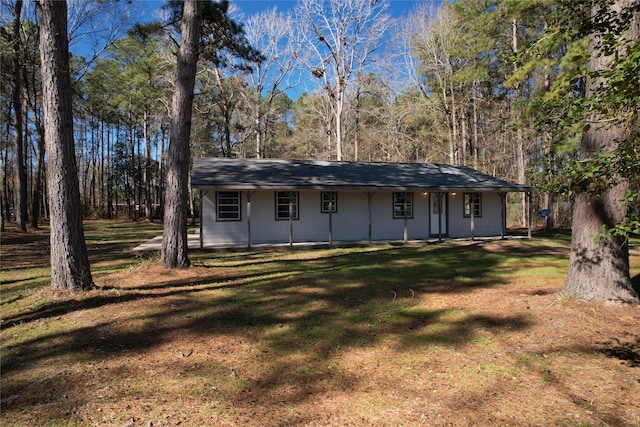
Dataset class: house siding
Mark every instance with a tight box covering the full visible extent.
[448,192,503,238]
[200,190,495,246]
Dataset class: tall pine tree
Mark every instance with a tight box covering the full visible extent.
[37,0,94,291]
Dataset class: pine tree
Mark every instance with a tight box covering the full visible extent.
[37,0,94,291]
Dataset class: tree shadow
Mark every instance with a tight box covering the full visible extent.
[519,340,640,427]
[632,273,640,295]
[1,242,545,423]
[594,336,640,368]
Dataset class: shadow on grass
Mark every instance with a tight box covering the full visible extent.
[1,240,551,423]
[1,244,512,326]
[632,273,640,295]
[2,243,531,363]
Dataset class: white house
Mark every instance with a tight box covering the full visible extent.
[191,158,534,247]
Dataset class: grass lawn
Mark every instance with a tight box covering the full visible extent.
[1,220,639,426]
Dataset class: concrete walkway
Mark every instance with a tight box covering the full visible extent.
[133,233,528,251]
[132,234,337,251]
[132,234,202,251]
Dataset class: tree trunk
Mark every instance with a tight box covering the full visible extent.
[450,80,457,164]
[460,83,468,167]
[354,80,362,162]
[511,18,528,227]
[254,92,262,159]
[143,109,153,222]
[161,0,202,269]
[128,121,136,220]
[563,0,638,303]
[2,146,10,222]
[472,79,479,170]
[565,179,636,303]
[37,0,94,291]
[12,0,28,232]
[0,188,4,232]
[107,122,113,219]
[335,89,344,161]
[30,122,45,228]
[158,121,166,218]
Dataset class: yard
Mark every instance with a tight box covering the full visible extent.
[1,220,639,426]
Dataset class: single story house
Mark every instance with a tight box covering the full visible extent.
[191,158,534,248]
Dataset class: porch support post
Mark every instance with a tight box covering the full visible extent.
[199,190,204,249]
[289,191,294,246]
[366,192,375,243]
[499,192,506,239]
[527,191,532,238]
[437,192,444,242]
[328,200,333,245]
[403,193,408,243]
[470,193,475,241]
[246,191,255,248]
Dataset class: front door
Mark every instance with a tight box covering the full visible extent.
[430,193,448,237]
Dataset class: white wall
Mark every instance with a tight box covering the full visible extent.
[201,190,502,246]
[448,192,503,238]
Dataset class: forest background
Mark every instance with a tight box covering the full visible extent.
[0,0,636,230]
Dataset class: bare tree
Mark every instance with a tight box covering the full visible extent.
[295,0,390,161]
[243,7,300,159]
[401,4,459,164]
[67,0,134,79]
[37,0,93,291]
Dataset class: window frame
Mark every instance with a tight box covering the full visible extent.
[321,191,338,213]
[216,191,241,221]
[463,192,482,218]
[392,192,414,219]
[275,191,299,220]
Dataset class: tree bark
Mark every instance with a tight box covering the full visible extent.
[511,18,528,227]
[12,0,28,232]
[565,185,635,302]
[143,109,153,222]
[161,0,202,268]
[472,79,479,170]
[563,0,638,303]
[37,0,94,291]
[30,121,45,228]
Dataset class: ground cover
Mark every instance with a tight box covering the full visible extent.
[1,221,639,426]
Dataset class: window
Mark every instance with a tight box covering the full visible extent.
[393,192,413,219]
[432,194,443,214]
[216,191,241,221]
[276,191,299,220]
[321,191,337,213]
[463,192,482,218]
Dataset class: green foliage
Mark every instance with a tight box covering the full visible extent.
[534,133,640,239]
[542,141,636,196]
[522,0,639,244]
[164,0,263,70]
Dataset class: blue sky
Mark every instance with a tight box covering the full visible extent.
[229,0,437,17]
[70,0,441,65]
[130,0,439,23]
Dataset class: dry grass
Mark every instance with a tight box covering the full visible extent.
[1,221,639,426]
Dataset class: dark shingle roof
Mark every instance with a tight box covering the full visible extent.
[191,158,533,192]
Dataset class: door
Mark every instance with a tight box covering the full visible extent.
[430,193,448,237]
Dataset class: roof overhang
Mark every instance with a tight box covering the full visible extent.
[191,158,534,193]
